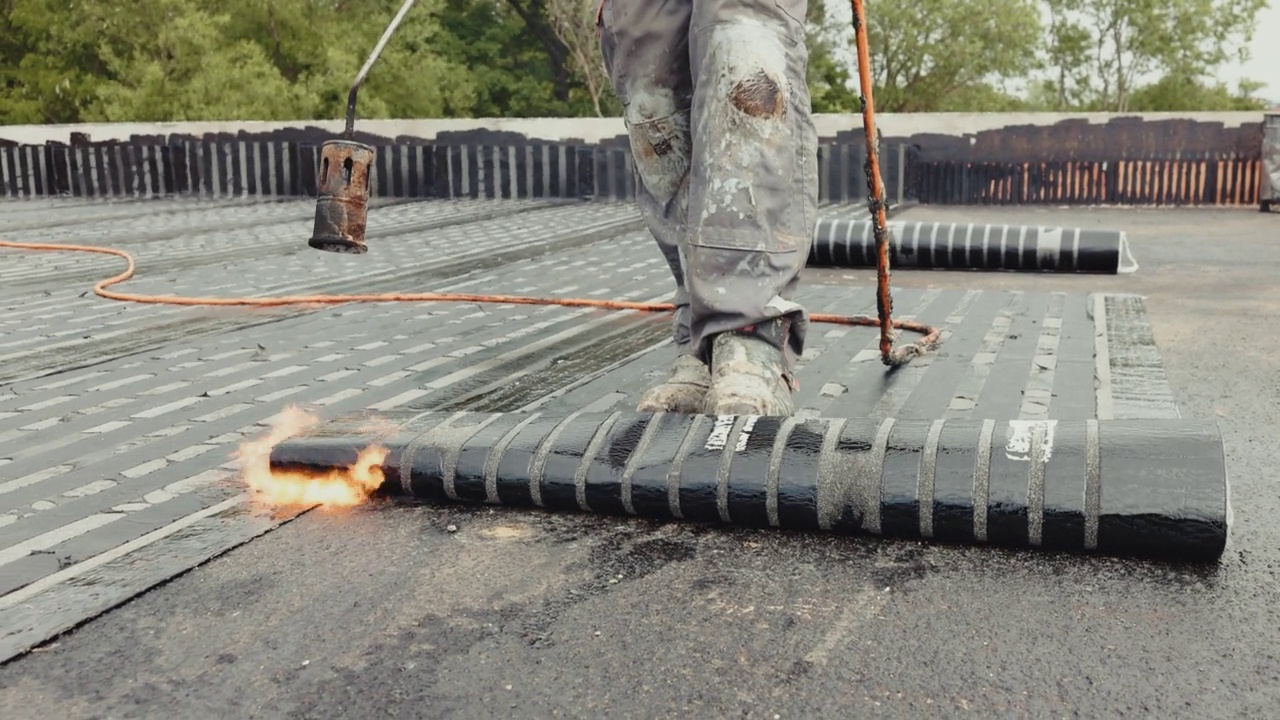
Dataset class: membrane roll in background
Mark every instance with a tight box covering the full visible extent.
[270,411,1229,562]
[809,218,1140,274]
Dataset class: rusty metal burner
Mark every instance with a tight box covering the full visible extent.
[309,140,376,253]
[308,0,419,254]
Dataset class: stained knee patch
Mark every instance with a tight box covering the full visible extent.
[686,19,814,254]
[626,103,692,204]
[730,71,785,119]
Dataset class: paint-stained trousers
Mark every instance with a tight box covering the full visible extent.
[598,0,817,371]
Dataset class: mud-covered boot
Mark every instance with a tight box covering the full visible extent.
[636,354,711,414]
[702,329,796,417]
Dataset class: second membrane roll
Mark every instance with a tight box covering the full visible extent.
[809,218,1138,274]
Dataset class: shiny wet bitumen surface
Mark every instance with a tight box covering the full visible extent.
[270,411,1229,562]
[0,199,1276,717]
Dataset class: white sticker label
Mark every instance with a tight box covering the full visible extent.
[1005,420,1057,462]
[704,415,761,452]
[704,415,736,451]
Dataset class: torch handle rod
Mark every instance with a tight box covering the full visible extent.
[345,0,420,137]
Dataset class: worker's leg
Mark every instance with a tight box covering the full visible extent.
[599,0,710,413]
[687,0,817,416]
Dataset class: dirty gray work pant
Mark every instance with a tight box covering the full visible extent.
[598,0,817,370]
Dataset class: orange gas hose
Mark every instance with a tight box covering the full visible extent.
[0,238,940,354]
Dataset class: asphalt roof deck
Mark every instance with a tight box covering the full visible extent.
[0,199,1275,717]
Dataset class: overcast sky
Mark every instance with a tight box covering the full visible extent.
[1224,2,1279,104]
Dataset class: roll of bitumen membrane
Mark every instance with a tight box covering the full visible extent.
[809,218,1139,274]
[270,411,1228,562]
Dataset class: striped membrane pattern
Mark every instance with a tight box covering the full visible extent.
[0,199,644,385]
[543,287,1141,424]
[0,219,675,649]
[0,139,909,205]
[809,218,1133,274]
[271,410,1229,561]
[0,196,1210,659]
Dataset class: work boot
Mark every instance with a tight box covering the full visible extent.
[702,326,796,417]
[636,354,711,414]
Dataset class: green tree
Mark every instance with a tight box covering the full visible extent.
[870,0,1043,111]
[329,0,479,119]
[804,3,861,113]
[202,0,478,121]
[1127,74,1269,111]
[3,0,119,123]
[804,0,1043,113]
[433,0,581,117]
[1042,0,1268,111]
[499,0,580,108]
[1,0,486,123]
[88,2,314,122]
[546,0,619,116]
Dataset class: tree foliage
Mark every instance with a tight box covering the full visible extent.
[1125,74,1269,112]
[862,0,1044,112]
[1041,0,1269,111]
[546,0,618,116]
[0,0,1271,124]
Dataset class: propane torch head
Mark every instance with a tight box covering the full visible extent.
[308,139,376,254]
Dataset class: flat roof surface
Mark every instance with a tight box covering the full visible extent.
[0,198,1275,716]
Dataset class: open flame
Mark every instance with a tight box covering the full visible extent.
[237,405,387,508]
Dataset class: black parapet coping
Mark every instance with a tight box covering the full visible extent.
[808,218,1128,274]
[1,136,901,203]
[269,412,1230,562]
[0,115,1264,204]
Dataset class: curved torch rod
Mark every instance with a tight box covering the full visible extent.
[345,0,421,137]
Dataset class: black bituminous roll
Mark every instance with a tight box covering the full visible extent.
[269,412,1229,561]
[809,218,1130,274]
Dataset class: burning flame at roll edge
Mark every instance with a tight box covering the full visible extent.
[236,405,388,509]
